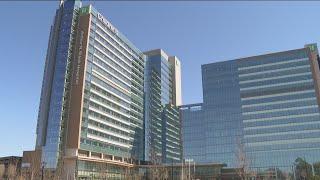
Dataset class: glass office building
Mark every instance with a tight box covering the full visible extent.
[35,0,82,169]
[240,44,320,169]
[79,4,145,161]
[30,1,183,178]
[161,104,182,164]
[180,103,206,162]
[181,60,243,167]
[33,1,145,178]
[144,49,183,164]
[181,44,320,170]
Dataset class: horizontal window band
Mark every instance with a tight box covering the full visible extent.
[238,57,308,71]
[242,97,316,108]
[242,105,318,115]
[239,72,311,85]
[239,66,311,82]
[244,121,320,130]
[240,84,315,99]
[239,65,310,78]
[243,108,319,121]
[238,60,309,75]
[240,79,313,91]
[246,137,320,147]
[244,129,320,138]
[243,113,320,124]
[246,146,320,154]
[240,75,312,90]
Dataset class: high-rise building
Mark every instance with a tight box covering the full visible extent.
[181,44,320,171]
[33,1,145,178]
[143,49,183,164]
[27,1,184,178]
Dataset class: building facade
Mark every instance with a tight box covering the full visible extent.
[32,1,145,178]
[144,49,183,164]
[27,0,184,178]
[180,103,206,162]
[240,44,320,170]
[35,0,82,169]
[181,59,243,167]
[181,44,320,171]
[137,163,236,180]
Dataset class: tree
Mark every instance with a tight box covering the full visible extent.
[51,156,67,180]
[44,169,55,180]
[180,161,188,180]
[309,161,320,180]
[7,164,17,180]
[314,162,320,176]
[0,164,5,179]
[235,138,251,180]
[294,157,312,180]
[21,151,41,180]
[148,147,167,179]
[263,167,288,180]
[275,168,287,180]
[96,162,108,180]
[310,175,320,180]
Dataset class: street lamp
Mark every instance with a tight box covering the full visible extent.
[181,159,184,180]
[171,159,174,180]
[185,158,194,180]
[193,161,195,179]
[41,161,46,180]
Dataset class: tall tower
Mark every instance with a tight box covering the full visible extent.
[143,49,182,164]
[35,0,82,169]
[169,56,182,106]
[31,1,145,178]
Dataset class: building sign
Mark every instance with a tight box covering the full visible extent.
[97,13,118,35]
[75,30,84,85]
[79,6,90,15]
[306,44,318,53]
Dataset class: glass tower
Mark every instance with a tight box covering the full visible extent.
[35,0,82,169]
[240,44,320,169]
[181,60,243,167]
[180,103,206,162]
[181,44,320,171]
[144,49,182,164]
[34,1,145,178]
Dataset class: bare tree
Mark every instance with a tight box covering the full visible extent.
[148,147,169,180]
[124,166,133,180]
[7,164,17,180]
[96,162,108,180]
[21,151,42,180]
[180,162,189,180]
[235,138,251,180]
[52,159,65,180]
[0,164,5,179]
[44,169,55,180]
[149,147,161,179]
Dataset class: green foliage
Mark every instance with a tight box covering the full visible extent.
[310,175,320,180]
[314,162,320,176]
[294,157,312,179]
[294,157,320,180]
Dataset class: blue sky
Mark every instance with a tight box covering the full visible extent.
[1,1,320,157]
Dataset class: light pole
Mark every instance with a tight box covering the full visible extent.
[312,163,315,177]
[193,161,195,179]
[171,159,174,180]
[185,158,194,180]
[181,159,184,180]
[292,164,296,180]
[41,161,46,180]
[189,160,190,180]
